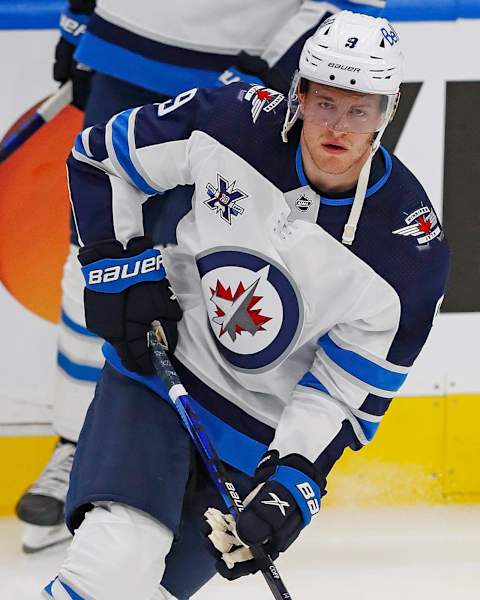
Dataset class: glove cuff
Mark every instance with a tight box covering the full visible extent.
[81,248,165,293]
[79,237,165,294]
[269,466,321,526]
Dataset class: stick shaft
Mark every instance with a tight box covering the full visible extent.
[0,82,72,164]
[148,329,293,600]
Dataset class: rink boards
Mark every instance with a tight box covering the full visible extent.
[0,10,479,514]
[1,392,479,515]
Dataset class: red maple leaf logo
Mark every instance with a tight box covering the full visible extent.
[417,216,432,234]
[210,279,272,337]
[256,89,272,101]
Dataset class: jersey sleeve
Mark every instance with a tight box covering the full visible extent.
[261,0,386,79]
[269,248,449,492]
[67,87,207,247]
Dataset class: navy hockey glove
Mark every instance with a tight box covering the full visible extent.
[204,450,322,580]
[217,52,290,94]
[54,0,95,109]
[79,236,182,375]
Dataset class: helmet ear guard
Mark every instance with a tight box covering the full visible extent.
[281,71,302,143]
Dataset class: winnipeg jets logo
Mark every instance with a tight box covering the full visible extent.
[197,249,303,372]
[205,174,247,225]
[392,204,443,245]
[244,85,285,124]
[209,267,272,342]
[261,493,290,516]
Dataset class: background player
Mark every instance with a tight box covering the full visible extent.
[44,11,449,600]
[17,0,386,553]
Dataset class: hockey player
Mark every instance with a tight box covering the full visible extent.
[17,0,386,552]
[43,10,450,599]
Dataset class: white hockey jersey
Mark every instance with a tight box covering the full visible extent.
[74,0,385,95]
[68,83,449,485]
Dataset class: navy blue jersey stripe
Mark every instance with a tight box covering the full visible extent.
[86,15,234,71]
[314,420,361,490]
[359,394,392,417]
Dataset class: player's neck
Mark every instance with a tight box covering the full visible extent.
[299,134,370,195]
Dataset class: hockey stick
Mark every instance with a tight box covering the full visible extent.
[148,322,293,600]
[0,81,73,164]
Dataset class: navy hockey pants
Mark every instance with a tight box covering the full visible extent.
[66,362,255,599]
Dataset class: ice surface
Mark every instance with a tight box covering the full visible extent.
[1,505,479,599]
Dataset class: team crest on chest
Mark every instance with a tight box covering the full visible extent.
[204,174,247,225]
[244,85,285,124]
[392,204,443,246]
[197,248,303,372]
[210,276,272,342]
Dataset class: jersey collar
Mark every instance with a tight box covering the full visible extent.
[295,144,392,206]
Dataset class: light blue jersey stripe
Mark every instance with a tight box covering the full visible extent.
[319,334,407,392]
[43,578,86,600]
[103,343,267,475]
[57,352,102,383]
[76,33,222,98]
[42,579,54,598]
[61,310,98,338]
[110,110,158,195]
[357,417,380,441]
[73,133,88,157]
[322,0,385,17]
[298,371,330,394]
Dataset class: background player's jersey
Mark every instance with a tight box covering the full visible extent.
[74,0,385,95]
[68,83,449,488]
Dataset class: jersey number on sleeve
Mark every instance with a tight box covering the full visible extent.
[157,88,198,117]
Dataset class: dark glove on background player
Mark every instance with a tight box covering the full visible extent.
[78,236,182,375]
[54,0,96,110]
[217,51,290,95]
[204,450,323,580]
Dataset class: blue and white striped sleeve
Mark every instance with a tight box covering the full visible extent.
[261,0,386,77]
[67,88,199,247]
[269,267,446,489]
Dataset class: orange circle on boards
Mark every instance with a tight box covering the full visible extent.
[0,100,83,323]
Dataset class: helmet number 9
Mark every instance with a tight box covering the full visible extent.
[345,37,359,49]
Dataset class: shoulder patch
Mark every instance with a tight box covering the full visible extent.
[392,202,444,248]
[243,85,285,124]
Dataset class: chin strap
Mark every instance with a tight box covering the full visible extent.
[341,116,390,246]
[341,152,372,245]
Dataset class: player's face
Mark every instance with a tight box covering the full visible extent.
[298,82,382,177]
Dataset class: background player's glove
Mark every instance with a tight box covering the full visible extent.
[204,450,322,580]
[54,0,96,110]
[78,236,182,375]
[216,51,290,94]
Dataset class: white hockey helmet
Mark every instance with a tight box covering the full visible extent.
[282,11,405,247]
[282,10,404,141]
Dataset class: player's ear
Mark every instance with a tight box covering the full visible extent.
[297,78,309,112]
